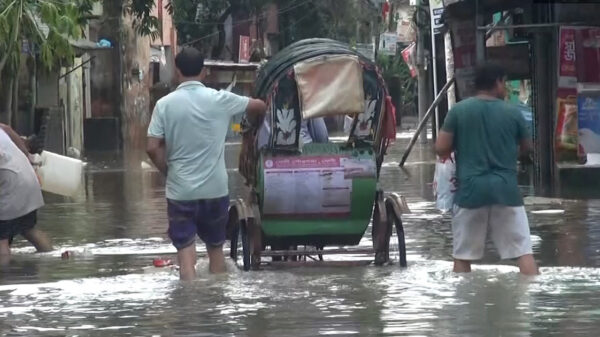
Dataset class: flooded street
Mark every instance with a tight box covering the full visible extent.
[2,136,600,336]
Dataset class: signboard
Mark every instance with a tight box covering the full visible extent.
[239,35,250,63]
[558,26,578,92]
[429,0,444,34]
[577,84,600,156]
[379,33,398,56]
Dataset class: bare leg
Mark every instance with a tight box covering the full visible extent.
[517,254,539,275]
[206,244,226,274]
[453,259,472,273]
[22,229,53,253]
[177,244,197,281]
[0,239,10,266]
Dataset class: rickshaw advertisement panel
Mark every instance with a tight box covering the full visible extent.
[262,155,375,218]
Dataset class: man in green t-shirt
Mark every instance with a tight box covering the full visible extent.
[435,63,539,275]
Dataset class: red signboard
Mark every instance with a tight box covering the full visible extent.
[558,26,578,92]
[239,35,250,63]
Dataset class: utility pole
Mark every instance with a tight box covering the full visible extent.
[416,1,429,144]
[444,30,456,108]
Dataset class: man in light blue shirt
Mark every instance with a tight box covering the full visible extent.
[147,47,266,280]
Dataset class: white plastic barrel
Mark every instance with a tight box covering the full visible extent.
[36,151,83,197]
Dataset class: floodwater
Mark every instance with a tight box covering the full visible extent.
[2,135,600,336]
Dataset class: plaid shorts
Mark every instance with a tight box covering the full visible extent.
[167,197,229,250]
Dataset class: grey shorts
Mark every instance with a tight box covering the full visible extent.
[452,205,533,260]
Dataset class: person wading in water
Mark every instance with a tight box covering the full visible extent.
[147,47,266,280]
[0,124,52,265]
[435,63,539,275]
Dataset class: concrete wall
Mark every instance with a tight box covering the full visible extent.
[151,0,176,47]
[37,71,59,108]
[122,14,152,158]
[88,13,121,119]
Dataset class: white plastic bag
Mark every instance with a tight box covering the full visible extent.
[433,154,456,213]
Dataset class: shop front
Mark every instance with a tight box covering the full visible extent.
[443,0,600,198]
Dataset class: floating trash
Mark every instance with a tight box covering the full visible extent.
[152,258,173,268]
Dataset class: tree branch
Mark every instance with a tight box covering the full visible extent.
[0,0,22,75]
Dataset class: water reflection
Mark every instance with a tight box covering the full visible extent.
[1,141,600,336]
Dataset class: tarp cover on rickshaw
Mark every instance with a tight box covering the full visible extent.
[294,54,365,119]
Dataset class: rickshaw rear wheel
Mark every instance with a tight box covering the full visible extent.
[247,218,262,270]
[372,203,392,266]
[387,203,407,268]
[230,219,251,271]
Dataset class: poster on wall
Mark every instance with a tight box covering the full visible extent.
[577,84,600,158]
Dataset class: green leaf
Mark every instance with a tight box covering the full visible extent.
[40,2,59,26]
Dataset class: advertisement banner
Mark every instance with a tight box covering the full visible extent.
[239,35,250,63]
[558,26,578,92]
[577,84,600,156]
[263,156,352,217]
[555,96,578,151]
[556,26,600,159]
[379,33,398,56]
